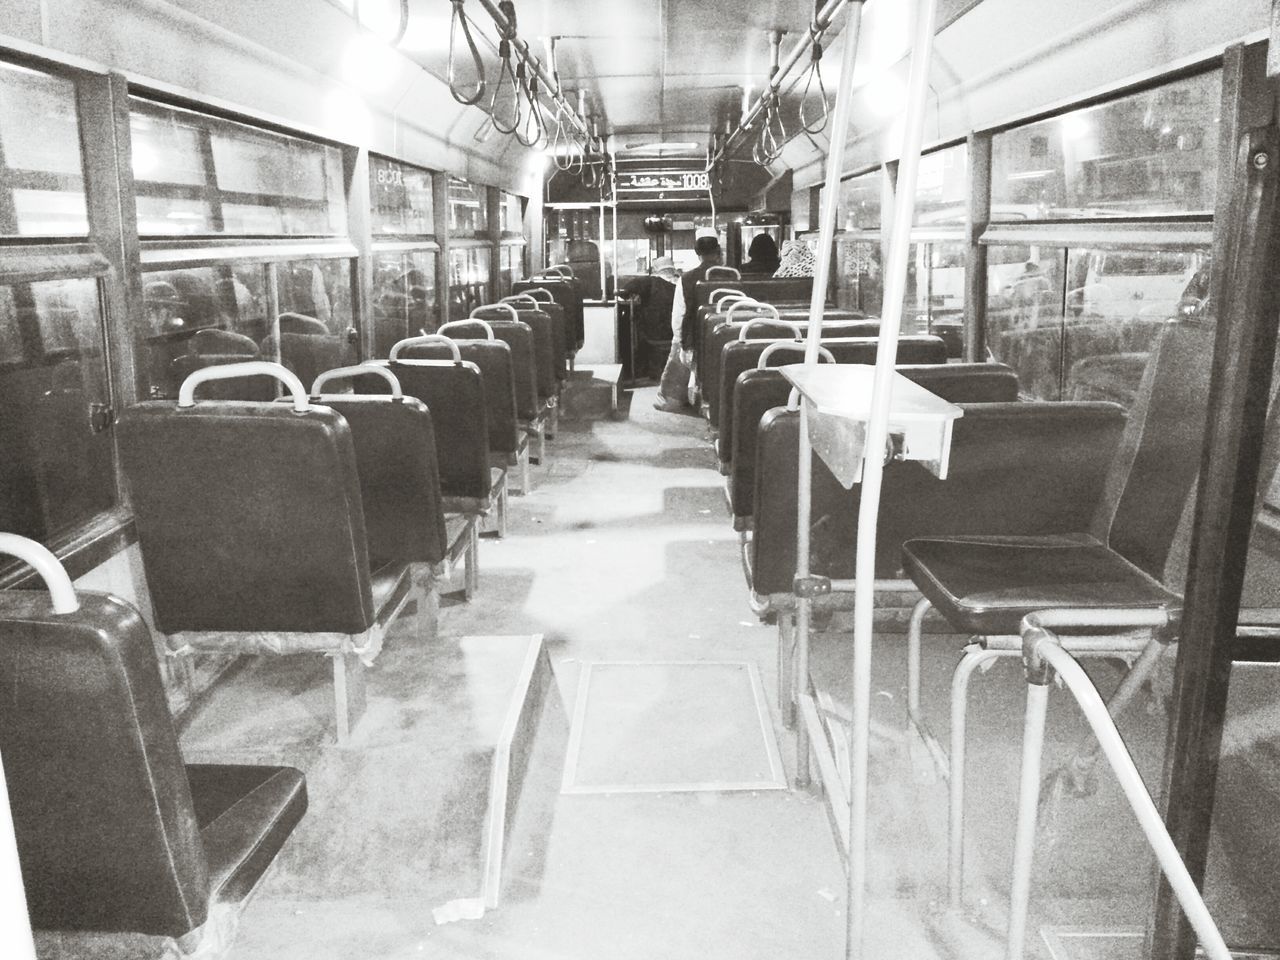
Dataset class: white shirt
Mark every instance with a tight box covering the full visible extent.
[670,278,685,341]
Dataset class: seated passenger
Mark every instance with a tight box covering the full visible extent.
[740,234,780,275]
[773,239,816,278]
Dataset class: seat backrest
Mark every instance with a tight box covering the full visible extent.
[713,334,948,435]
[396,340,518,456]
[729,363,1020,524]
[471,320,538,420]
[749,399,1128,593]
[315,396,448,565]
[565,240,604,300]
[0,589,210,936]
[263,331,354,394]
[373,360,492,501]
[476,304,559,396]
[118,401,376,634]
[703,319,799,410]
[513,279,583,349]
[693,277,815,310]
[1090,319,1215,579]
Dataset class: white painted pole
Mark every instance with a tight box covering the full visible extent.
[793,0,865,790]
[845,0,938,953]
[0,754,36,960]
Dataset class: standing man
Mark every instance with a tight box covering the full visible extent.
[654,233,722,411]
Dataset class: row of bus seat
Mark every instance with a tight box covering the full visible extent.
[0,281,586,952]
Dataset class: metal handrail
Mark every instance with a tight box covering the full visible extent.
[440,318,496,340]
[310,363,402,398]
[759,341,833,367]
[178,361,310,412]
[0,533,79,614]
[1009,613,1231,960]
[447,0,486,105]
[472,302,519,322]
[727,300,781,323]
[389,334,462,362]
[736,316,801,340]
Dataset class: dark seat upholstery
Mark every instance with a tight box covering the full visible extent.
[369,359,492,504]
[902,534,1180,635]
[901,317,1214,636]
[729,363,1020,524]
[711,334,947,438]
[696,308,867,389]
[448,319,539,421]
[169,353,275,401]
[476,304,562,397]
[263,331,354,393]
[0,584,305,942]
[748,393,1126,597]
[513,278,583,351]
[118,368,438,740]
[396,340,518,459]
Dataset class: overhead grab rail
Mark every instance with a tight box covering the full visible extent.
[447,0,487,106]
[708,0,848,171]
[489,8,523,136]
[799,27,830,134]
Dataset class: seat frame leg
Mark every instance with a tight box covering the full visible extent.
[497,478,508,539]
[1007,680,1051,960]
[413,566,439,642]
[906,596,931,723]
[949,644,1005,908]
[778,609,797,729]
[465,520,480,601]
[520,444,531,495]
[332,650,368,745]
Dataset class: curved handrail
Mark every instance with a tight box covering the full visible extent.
[514,287,554,303]
[759,341,834,367]
[178,361,309,412]
[440,318,495,340]
[543,265,574,279]
[710,288,747,309]
[311,363,402,399]
[502,293,539,306]
[736,316,802,341]
[728,300,781,323]
[706,266,741,281]
[471,302,519,322]
[447,0,486,106]
[786,387,801,411]
[389,334,462,362]
[0,533,79,614]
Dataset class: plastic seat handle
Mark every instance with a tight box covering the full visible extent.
[178,361,310,413]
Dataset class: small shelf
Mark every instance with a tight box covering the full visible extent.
[779,364,964,487]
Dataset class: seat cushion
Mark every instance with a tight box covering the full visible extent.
[902,534,1180,636]
[187,764,307,906]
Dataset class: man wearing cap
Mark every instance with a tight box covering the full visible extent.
[655,234,721,411]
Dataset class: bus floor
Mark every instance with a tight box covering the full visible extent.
[174,379,1280,960]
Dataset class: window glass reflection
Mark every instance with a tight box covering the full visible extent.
[0,277,115,543]
[835,239,883,316]
[499,192,523,235]
[914,144,968,225]
[448,177,488,235]
[130,99,346,236]
[373,249,438,355]
[991,70,1221,220]
[985,244,1209,404]
[498,244,525,295]
[0,61,88,236]
[837,171,881,231]
[448,246,491,320]
[371,156,434,236]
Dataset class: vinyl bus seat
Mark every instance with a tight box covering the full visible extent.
[694,301,851,388]
[366,339,503,562]
[711,322,892,442]
[476,301,563,440]
[407,324,529,501]
[503,290,571,378]
[309,363,470,634]
[728,361,1020,529]
[118,362,434,744]
[513,276,583,353]
[0,534,306,952]
[168,329,271,401]
[897,318,1213,902]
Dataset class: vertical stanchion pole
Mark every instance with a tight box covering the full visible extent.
[793,0,864,791]
[845,0,937,954]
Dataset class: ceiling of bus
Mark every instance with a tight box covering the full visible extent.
[400,0,987,154]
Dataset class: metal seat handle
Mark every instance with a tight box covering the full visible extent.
[389,334,462,362]
[727,300,781,323]
[735,317,800,342]
[440,318,496,340]
[502,293,539,307]
[706,266,741,281]
[471,302,519,322]
[759,341,834,367]
[710,288,747,310]
[0,533,79,614]
[516,287,554,302]
[310,363,403,399]
[178,360,310,413]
